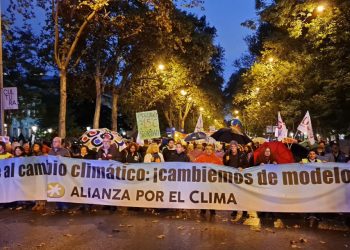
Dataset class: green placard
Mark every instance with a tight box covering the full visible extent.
[136,110,161,140]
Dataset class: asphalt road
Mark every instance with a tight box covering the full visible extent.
[0,205,349,250]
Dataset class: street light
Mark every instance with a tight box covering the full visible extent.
[187,96,192,101]
[158,64,165,71]
[256,87,260,92]
[316,5,325,13]
[47,128,53,133]
[86,126,91,131]
[234,110,239,115]
[31,126,38,133]
[268,57,274,63]
[180,89,187,96]
[199,107,204,112]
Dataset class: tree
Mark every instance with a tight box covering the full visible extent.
[120,11,225,132]
[230,0,350,135]
[50,0,109,138]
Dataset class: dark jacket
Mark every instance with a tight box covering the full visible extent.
[48,147,71,157]
[162,147,178,162]
[170,152,190,162]
[223,150,249,169]
[75,153,95,160]
[325,152,347,163]
[123,151,143,163]
[97,144,122,161]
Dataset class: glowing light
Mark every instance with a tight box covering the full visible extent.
[316,5,325,13]
[31,126,38,132]
[158,64,165,70]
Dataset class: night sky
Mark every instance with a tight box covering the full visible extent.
[189,0,257,82]
[3,0,257,82]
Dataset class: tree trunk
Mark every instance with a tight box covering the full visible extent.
[111,87,118,131]
[178,102,191,133]
[93,75,102,129]
[164,110,173,128]
[178,110,184,132]
[58,68,67,138]
[180,118,185,133]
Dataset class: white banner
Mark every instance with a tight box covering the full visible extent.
[1,156,350,212]
[2,87,19,110]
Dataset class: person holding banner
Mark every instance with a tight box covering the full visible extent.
[0,141,12,159]
[49,137,71,212]
[194,144,222,216]
[144,143,165,163]
[97,137,122,161]
[123,143,143,163]
[30,143,44,211]
[171,142,190,162]
[223,140,249,170]
[325,141,347,163]
[49,137,71,157]
[13,146,26,157]
[23,143,31,156]
[31,142,43,156]
[162,138,177,162]
[255,147,277,165]
[195,144,222,165]
[301,149,322,163]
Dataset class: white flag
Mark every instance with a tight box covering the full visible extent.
[297,111,315,145]
[136,132,144,146]
[275,112,288,141]
[194,114,204,132]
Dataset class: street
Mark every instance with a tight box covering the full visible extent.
[0,206,349,250]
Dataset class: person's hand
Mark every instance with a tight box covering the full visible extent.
[226,155,229,161]
[273,161,277,164]
[238,167,243,172]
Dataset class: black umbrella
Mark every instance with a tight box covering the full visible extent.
[184,132,207,142]
[286,143,309,162]
[211,128,252,144]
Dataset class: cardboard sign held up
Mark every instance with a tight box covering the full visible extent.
[136,110,161,140]
[2,87,18,110]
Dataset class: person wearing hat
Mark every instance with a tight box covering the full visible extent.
[223,140,249,170]
[325,141,347,163]
[301,149,323,163]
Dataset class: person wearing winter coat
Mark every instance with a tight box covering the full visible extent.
[123,142,143,163]
[223,140,249,170]
[170,142,190,162]
[144,143,165,163]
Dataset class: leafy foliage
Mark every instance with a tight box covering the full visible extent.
[229,0,350,136]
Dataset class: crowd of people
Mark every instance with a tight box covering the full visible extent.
[0,135,349,224]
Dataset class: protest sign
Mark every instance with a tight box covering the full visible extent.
[136,110,160,140]
[2,87,18,110]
